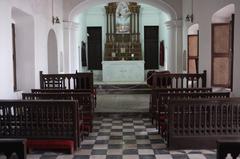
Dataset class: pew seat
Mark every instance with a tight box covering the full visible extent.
[27,140,74,154]
[167,98,240,149]
[0,100,79,154]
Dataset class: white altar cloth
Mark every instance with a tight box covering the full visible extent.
[102,60,144,82]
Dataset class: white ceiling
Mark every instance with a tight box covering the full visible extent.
[85,3,165,15]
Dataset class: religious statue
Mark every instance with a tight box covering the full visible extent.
[116,1,131,34]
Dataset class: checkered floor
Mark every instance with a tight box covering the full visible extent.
[28,116,216,159]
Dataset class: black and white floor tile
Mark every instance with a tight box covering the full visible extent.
[28,116,216,159]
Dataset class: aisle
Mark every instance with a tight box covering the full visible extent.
[27,115,216,159]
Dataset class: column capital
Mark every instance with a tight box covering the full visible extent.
[165,19,182,29]
[63,21,80,31]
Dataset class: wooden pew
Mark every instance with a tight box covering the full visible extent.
[22,92,93,136]
[149,88,212,124]
[39,71,93,90]
[217,139,240,159]
[151,70,207,88]
[31,89,96,109]
[0,139,27,159]
[39,71,96,107]
[154,91,230,137]
[147,70,171,87]
[167,98,240,149]
[0,100,79,153]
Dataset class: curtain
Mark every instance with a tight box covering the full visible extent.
[160,40,165,66]
[81,41,87,66]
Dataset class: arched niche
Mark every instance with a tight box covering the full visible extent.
[11,7,35,92]
[47,29,58,74]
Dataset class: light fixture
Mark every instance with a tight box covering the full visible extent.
[52,0,60,24]
[186,14,193,23]
[52,16,60,24]
[186,0,194,23]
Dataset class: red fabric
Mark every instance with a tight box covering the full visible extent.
[27,140,74,150]
[159,115,167,121]
[83,115,93,120]
[160,41,165,66]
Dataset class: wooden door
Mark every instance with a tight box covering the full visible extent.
[12,23,17,91]
[144,26,159,69]
[188,33,199,73]
[212,22,233,88]
[87,27,102,70]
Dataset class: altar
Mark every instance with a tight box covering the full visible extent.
[102,60,144,82]
[102,2,144,82]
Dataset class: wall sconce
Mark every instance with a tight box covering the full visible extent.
[52,0,60,25]
[186,0,194,23]
[186,14,193,23]
[52,16,60,24]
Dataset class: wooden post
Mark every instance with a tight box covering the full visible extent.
[202,70,207,88]
[39,71,43,89]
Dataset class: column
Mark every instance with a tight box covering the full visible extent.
[64,21,81,73]
[165,20,182,73]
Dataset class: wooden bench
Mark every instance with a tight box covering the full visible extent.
[151,70,207,88]
[40,71,93,90]
[154,91,230,137]
[0,100,79,153]
[0,139,26,159]
[23,92,93,135]
[39,71,96,107]
[217,139,240,159]
[149,88,213,124]
[147,70,171,87]
[168,98,240,149]
[31,89,96,109]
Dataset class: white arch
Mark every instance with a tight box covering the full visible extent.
[47,29,58,74]
[69,0,177,21]
[188,23,199,35]
[63,0,180,73]
[212,3,235,23]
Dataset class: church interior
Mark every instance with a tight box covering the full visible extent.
[0,0,240,159]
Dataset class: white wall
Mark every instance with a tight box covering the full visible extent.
[195,0,240,96]
[12,7,35,93]
[0,0,64,98]
[182,0,240,95]
[0,0,14,98]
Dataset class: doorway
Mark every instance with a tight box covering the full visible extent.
[144,26,159,69]
[87,27,102,70]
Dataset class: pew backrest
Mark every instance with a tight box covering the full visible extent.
[39,71,93,90]
[168,98,240,149]
[0,100,78,149]
[22,92,92,111]
[152,70,207,88]
[155,91,230,115]
[150,88,213,107]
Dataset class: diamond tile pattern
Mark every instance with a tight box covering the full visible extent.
[27,116,216,159]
